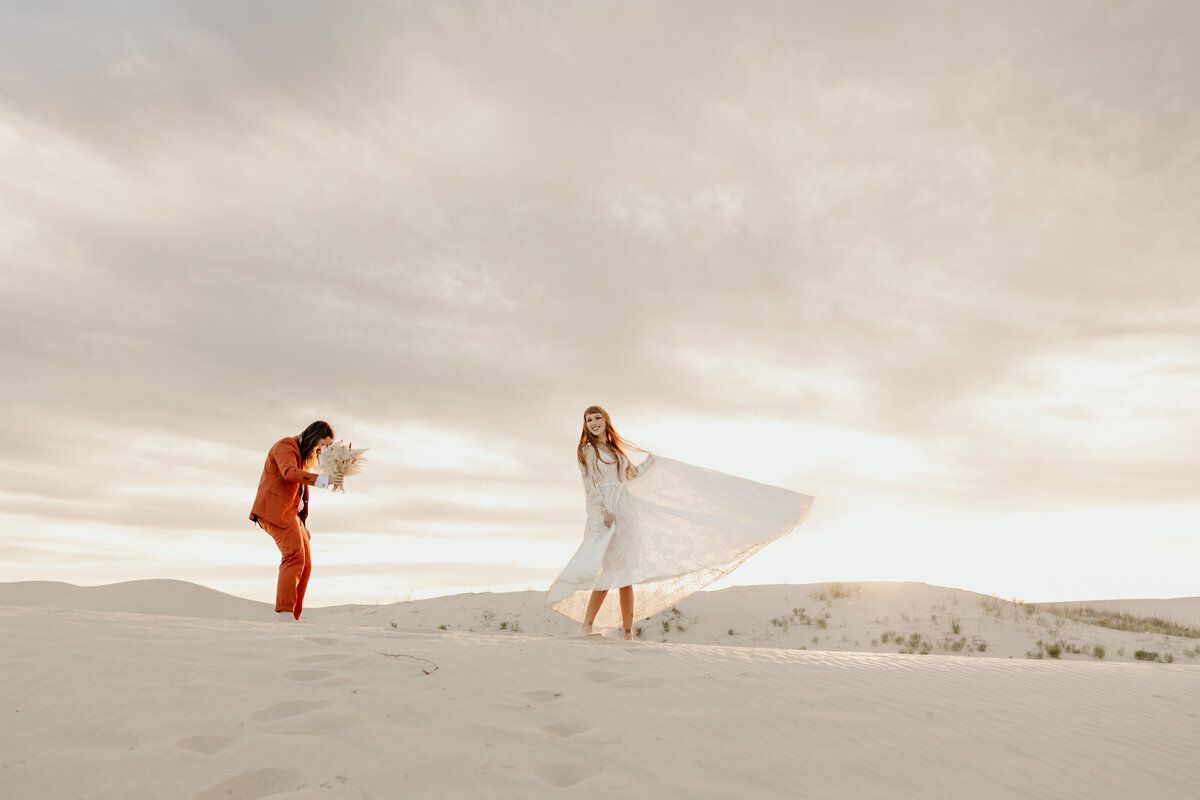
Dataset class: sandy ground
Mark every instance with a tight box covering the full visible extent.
[3,580,1198,799]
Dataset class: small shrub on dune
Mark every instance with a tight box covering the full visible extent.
[1134,650,1158,661]
[635,626,644,639]
[1092,645,1105,660]
[897,633,933,655]
[979,597,1003,619]
[788,607,816,626]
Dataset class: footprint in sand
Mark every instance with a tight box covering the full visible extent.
[283,669,333,683]
[252,700,331,721]
[252,700,364,735]
[540,720,590,739]
[533,763,594,788]
[521,690,562,704]
[582,670,664,689]
[191,767,307,800]
[582,670,621,683]
[295,654,343,664]
[175,735,235,755]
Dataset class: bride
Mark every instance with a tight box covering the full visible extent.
[547,406,814,639]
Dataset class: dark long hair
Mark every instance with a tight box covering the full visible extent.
[298,420,334,470]
[577,405,637,480]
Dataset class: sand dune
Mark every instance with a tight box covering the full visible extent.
[1034,596,1200,628]
[2,579,1199,798]
[5,579,1198,664]
[318,581,1200,665]
[0,579,272,620]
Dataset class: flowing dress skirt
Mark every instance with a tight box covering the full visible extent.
[546,456,814,629]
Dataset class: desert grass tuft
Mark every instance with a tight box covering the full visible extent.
[1040,606,1200,639]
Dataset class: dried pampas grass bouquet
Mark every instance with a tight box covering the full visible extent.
[320,441,368,493]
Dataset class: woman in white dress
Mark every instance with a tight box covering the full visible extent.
[574,406,647,639]
[547,406,814,639]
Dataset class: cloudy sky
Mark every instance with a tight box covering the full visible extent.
[2,1,1197,606]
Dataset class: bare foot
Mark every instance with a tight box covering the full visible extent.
[580,621,596,637]
[623,629,633,641]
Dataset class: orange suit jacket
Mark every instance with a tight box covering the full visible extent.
[250,437,321,528]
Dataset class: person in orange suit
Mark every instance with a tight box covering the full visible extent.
[250,420,343,619]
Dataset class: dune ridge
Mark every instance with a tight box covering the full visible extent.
[0,579,273,619]
[6,578,1196,665]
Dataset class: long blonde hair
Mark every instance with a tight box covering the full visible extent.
[577,405,637,480]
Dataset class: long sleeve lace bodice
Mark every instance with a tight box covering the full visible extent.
[579,445,656,517]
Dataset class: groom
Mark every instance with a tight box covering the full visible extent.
[250,421,343,619]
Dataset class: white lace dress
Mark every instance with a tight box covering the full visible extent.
[546,444,814,629]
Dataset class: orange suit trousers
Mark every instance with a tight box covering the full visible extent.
[259,517,312,619]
